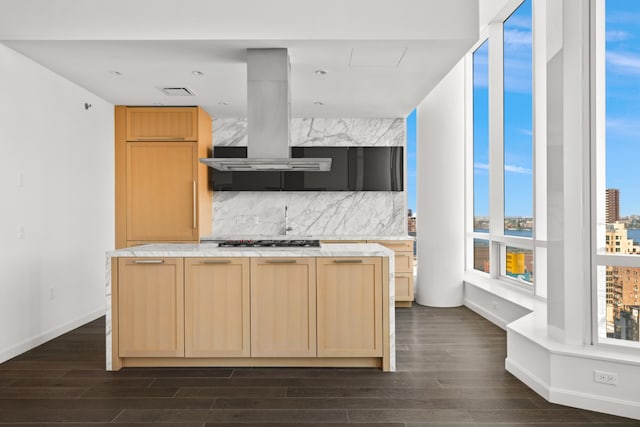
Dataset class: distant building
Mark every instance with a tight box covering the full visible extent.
[606,188,620,224]
[605,222,640,340]
[408,216,416,233]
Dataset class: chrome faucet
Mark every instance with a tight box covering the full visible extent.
[284,205,293,235]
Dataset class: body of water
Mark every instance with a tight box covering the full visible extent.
[474,229,533,238]
[628,228,640,243]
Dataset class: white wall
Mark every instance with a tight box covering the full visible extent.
[0,44,113,363]
[415,59,466,307]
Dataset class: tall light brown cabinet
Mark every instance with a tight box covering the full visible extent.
[115,106,212,249]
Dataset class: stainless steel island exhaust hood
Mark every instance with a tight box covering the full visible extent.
[200,48,331,172]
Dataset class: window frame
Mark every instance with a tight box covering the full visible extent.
[591,0,640,351]
[466,0,544,295]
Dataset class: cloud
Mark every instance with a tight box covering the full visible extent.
[607,117,640,138]
[474,162,532,175]
[520,128,533,136]
[607,51,640,75]
[606,30,632,42]
[504,29,532,47]
[505,164,532,174]
[505,15,532,31]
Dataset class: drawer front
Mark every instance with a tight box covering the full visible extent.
[394,252,414,273]
[395,272,414,301]
[367,240,414,252]
[126,107,198,141]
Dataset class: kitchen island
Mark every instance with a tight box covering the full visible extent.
[106,243,395,371]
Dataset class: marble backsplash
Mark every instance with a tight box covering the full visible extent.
[210,117,406,237]
[212,118,404,147]
[212,191,406,237]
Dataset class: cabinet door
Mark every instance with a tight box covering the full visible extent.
[185,258,250,357]
[126,142,198,242]
[126,107,198,141]
[395,272,414,301]
[317,257,383,357]
[118,258,184,357]
[250,258,316,357]
[394,252,414,273]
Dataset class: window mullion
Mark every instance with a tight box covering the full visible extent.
[489,22,505,280]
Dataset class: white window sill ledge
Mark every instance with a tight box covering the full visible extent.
[464,271,640,366]
[463,270,544,313]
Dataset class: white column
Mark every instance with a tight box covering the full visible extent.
[415,59,466,307]
[545,0,592,345]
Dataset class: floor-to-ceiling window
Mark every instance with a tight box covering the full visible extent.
[596,0,640,345]
[407,109,417,258]
[503,0,533,284]
[472,40,490,274]
[468,0,535,289]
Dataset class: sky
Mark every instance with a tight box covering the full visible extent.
[412,0,640,218]
[606,0,640,216]
[473,0,532,218]
[406,109,416,213]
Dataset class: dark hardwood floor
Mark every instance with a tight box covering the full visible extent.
[0,305,638,426]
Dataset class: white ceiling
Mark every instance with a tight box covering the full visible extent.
[0,0,479,118]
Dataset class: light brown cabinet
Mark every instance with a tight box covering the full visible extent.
[111,255,391,371]
[250,258,317,357]
[317,257,383,357]
[115,106,212,249]
[184,258,250,357]
[126,107,198,141]
[117,257,184,358]
[367,240,415,306]
[126,142,198,242]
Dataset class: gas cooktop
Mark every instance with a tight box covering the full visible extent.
[216,240,320,248]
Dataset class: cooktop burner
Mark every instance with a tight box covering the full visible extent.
[217,240,320,248]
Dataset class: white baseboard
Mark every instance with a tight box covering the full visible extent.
[507,357,640,420]
[0,306,106,364]
[464,298,508,330]
[505,357,551,400]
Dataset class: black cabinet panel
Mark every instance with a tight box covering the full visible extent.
[210,146,403,191]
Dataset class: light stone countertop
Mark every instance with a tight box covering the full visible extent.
[108,243,395,258]
[200,235,415,242]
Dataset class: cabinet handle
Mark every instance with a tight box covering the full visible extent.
[333,259,363,264]
[202,260,231,264]
[192,180,197,229]
[266,259,297,264]
[131,137,186,141]
[133,259,165,264]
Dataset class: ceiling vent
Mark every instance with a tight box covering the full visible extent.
[159,87,196,96]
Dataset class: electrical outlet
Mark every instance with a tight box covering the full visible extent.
[235,216,245,224]
[594,370,618,386]
[252,216,260,224]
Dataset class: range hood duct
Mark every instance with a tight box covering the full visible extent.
[200,48,331,172]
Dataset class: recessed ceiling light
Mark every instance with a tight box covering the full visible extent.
[314,70,327,75]
[218,101,229,106]
[110,70,122,76]
[314,101,325,106]
[192,71,204,76]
